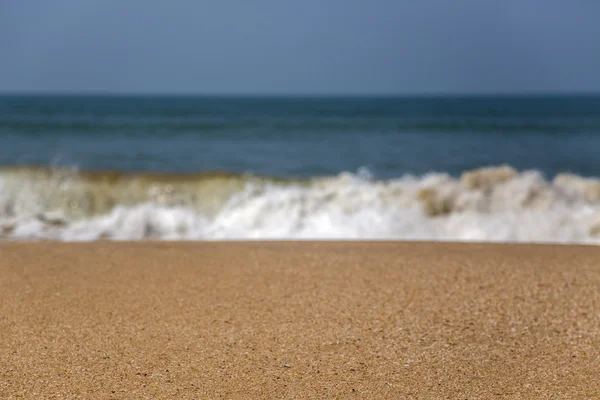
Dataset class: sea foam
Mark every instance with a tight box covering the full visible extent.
[1,165,600,243]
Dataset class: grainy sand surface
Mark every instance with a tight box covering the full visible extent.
[1,242,599,399]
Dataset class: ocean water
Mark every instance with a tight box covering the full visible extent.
[1,94,600,242]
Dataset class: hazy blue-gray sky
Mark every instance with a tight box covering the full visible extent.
[1,0,599,95]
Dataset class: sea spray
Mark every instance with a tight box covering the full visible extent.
[1,165,600,243]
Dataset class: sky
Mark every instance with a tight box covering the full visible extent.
[1,0,599,95]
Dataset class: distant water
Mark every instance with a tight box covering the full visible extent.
[1,94,600,242]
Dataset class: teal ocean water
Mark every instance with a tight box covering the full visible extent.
[1,94,600,242]
[2,95,600,177]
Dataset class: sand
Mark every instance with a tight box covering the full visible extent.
[1,241,599,399]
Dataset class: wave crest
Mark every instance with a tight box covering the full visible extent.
[1,165,600,242]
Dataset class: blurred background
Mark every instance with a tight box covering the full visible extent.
[1,0,600,242]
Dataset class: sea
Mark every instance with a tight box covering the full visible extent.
[1,94,600,243]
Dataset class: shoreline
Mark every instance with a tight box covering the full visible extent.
[2,241,599,398]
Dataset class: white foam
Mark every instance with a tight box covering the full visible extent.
[2,167,600,243]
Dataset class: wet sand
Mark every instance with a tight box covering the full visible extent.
[1,242,599,399]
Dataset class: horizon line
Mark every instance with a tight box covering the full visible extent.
[1,90,600,98]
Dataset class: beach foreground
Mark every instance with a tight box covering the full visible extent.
[1,242,599,399]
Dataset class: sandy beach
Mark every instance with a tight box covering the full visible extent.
[1,241,599,399]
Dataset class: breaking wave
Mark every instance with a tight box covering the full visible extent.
[2,165,600,243]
